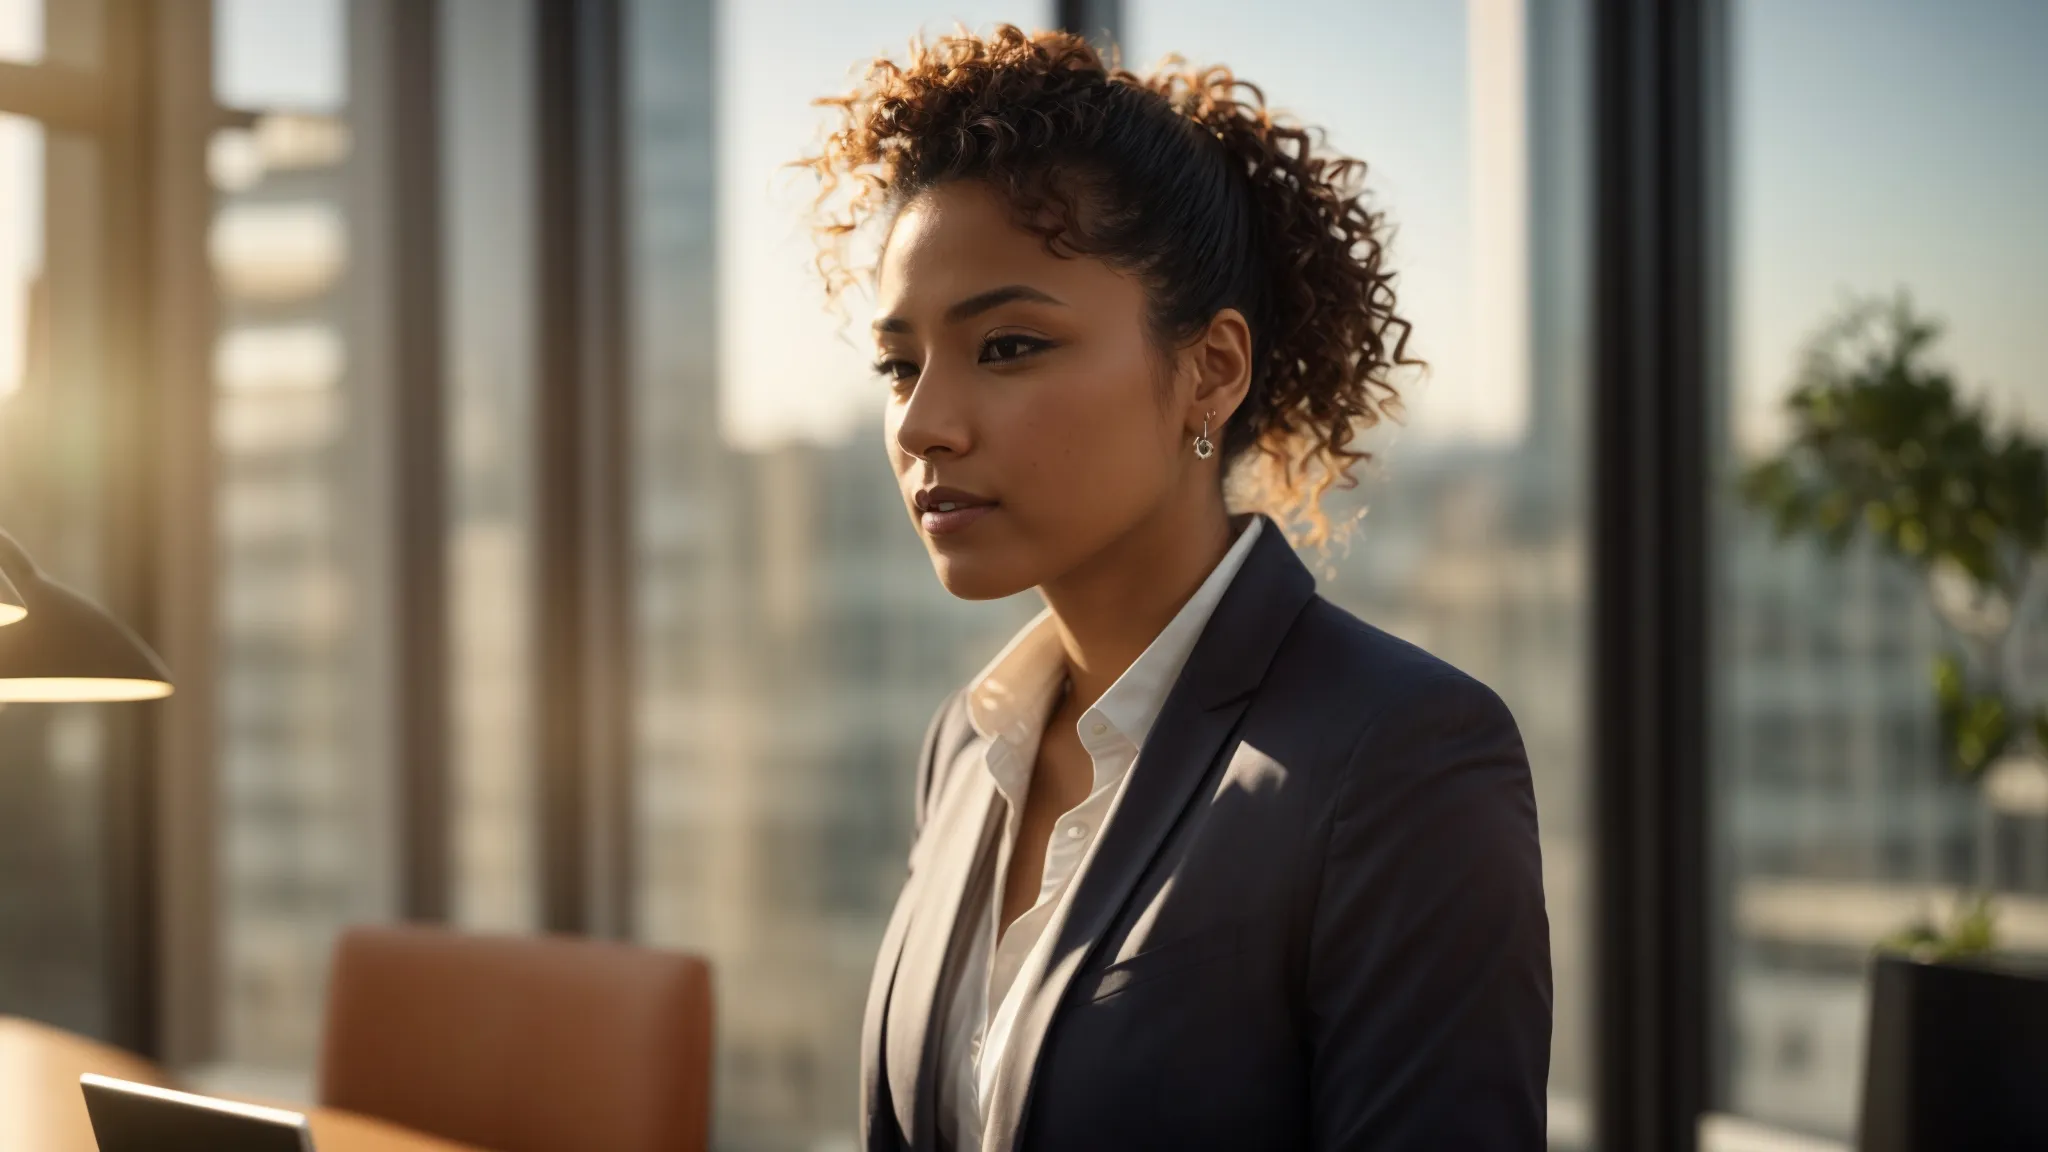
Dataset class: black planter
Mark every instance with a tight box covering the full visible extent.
[1858,951,2048,1150]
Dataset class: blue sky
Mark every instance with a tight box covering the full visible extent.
[215,0,347,112]
[1731,0,2048,449]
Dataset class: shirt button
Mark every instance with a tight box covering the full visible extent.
[1066,824,1087,840]
[1090,721,1107,736]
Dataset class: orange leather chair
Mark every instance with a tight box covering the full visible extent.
[318,925,713,1152]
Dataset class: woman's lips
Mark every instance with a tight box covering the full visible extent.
[921,502,996,536]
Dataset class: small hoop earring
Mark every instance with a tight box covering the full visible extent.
[1193,411,1216,460]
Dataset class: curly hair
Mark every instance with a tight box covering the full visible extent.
[787,23,1422,548]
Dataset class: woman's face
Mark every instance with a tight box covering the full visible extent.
[873,180,1234,601]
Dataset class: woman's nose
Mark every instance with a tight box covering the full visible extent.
[892,369,971,461]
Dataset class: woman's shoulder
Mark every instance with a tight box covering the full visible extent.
[1256,598,1534,850]
[1266,593,1520,744]
[1283,593,1484,687]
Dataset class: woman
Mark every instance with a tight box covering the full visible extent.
[794,24,1551,1152]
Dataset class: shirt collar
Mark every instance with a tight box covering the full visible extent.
[964,603,1064,746]
[1085,513,1263,758]
[963,513,1266,775]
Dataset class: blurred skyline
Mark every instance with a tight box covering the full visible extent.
[198,0,1509,452]
[9,0,2048,455]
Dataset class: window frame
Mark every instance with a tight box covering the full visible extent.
[7,1,1752,1147]
[1588,0,1728,1148]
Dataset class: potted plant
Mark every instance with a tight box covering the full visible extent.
[1738,291,2048,1149]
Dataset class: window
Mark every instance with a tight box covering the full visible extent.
[1713,0,2048,1138]
[1123,2,1596,1143]
[441,0,540,934]
[0,108,118,1039]
[620,1,1592,1142]
[623,3,1051,1145]
[210,0,397,1072]
[204,0,547,1085]
[35,4,2032,1146]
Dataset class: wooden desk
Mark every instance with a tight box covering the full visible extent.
[0,1016,481,1152]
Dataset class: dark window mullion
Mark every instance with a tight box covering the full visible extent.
[1055,0,1123,51]
[536,0,633,939]
[1591,0,1724,1148]
[95,0,170,1061]
[390,0,452,924]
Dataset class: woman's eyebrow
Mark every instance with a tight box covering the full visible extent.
[871,283,1067,333]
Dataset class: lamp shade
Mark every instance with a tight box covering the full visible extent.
[0,564,22,627]
[0,529,173,702]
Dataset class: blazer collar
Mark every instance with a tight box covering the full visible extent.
[866,511,1318,1151]
[884,728,1001,1146]
[1186,511,1316,708]
[978,511,1317,1150]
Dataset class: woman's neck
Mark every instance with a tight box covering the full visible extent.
[1036,498,1241,711]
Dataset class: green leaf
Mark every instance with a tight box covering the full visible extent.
[1934,652,1966,703]
[1934,650,2013,779]
[1877,891,1999,961]
[1734,291,2046,589]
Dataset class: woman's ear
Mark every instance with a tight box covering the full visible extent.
[1187,306,1254,432]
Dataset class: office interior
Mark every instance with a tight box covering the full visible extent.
[1,0,2043,1149]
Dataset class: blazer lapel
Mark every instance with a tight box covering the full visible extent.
[980,514,1318,1152]
[884,730,1002,1146]
[860,817,930,1148]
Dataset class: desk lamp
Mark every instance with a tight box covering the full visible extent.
[0,563,21,627]
[0,529,173,702]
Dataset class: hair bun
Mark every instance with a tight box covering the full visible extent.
[794,25,1422,550]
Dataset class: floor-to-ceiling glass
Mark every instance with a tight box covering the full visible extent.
[625,3,1051,1147]
[1123,2,1595,1144]
[627,2,1593,1147]
[1712,0,2048,1140]
[0,106,118,1039]
[442,0,541,935]
[209,0,398,1077]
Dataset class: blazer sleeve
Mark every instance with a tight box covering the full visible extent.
[1306,670,1552,1150]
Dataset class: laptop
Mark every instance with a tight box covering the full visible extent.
[80,1072,316,1152]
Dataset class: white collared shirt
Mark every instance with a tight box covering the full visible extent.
[933,514,1265,1150]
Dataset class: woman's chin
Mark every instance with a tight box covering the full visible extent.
[928,553,1032,602]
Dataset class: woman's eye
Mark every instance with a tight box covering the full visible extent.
[981,334,1049,364]
[870,336,1049,385]
[870,358,917,383]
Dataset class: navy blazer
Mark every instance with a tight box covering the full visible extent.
[859,512,1552,1150]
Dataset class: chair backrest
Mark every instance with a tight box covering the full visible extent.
[318,925,713,1152]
